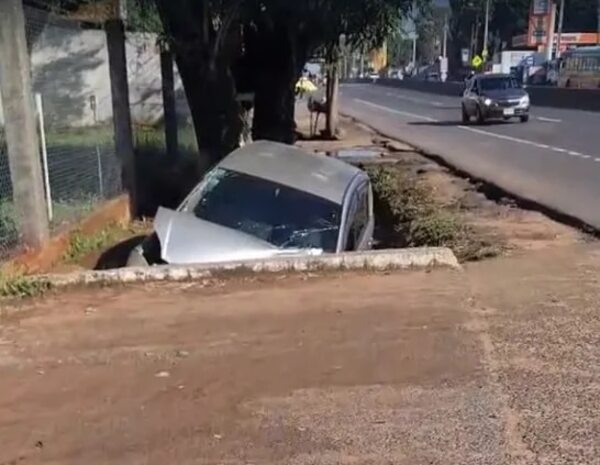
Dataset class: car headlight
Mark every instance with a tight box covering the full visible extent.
[520,95,530,106]
[483,98,492,106]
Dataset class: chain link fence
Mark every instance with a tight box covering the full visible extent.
[125,32,201,216]
[26,6,122,229]
[0,3,202,260]
[0,5,123,258]
[0,119,18,257]
[126,33,197,157]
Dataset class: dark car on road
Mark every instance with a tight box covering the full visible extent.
[461,74,530,124]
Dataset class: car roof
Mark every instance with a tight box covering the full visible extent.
[477,73,513,80]
[218,140,364,205]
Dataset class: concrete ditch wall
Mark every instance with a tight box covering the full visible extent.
[39,247,461,289]
[345,78,600,112]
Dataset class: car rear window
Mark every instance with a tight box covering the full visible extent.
[480,77,521,91]
[187,168,342,253]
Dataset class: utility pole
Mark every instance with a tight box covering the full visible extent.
[412,34,418,69]
[442,14,448,59]
[105,0,137,215]
[441,14,449,82]
[597,0,600,45]
[483,0,491,60]
[160,48,178,160]
[359,47,365,77]
[545,0,557,62]
[473,13,480,58]
[556,0,565,58]
[0,0,49,248]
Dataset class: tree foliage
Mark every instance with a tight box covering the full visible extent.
[153,0,417,155]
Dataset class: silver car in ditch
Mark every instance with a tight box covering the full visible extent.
[127,141,374,266]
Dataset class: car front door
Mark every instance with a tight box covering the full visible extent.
[343,181,373,252]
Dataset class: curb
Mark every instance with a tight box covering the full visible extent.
[39,247,461,288]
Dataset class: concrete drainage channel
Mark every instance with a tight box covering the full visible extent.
[39,248,460,290]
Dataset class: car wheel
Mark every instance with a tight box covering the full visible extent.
[461,105,470,124]
[476,106,485,125]
[520,115,529,123]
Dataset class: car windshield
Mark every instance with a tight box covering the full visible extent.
[480,77,521,91]
[184,168,342,253]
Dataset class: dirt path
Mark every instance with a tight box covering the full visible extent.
[1,243,600,464]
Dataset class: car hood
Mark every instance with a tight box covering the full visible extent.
[481,89,527,100]
[153,207,321,265]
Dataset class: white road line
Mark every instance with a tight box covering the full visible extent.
[457,125,556,151]
[536,116,562,123]
[354,98,598,161]
[383,92,433,106]
[354,99,438,122]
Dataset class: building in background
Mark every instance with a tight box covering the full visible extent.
[512,0,599,54]
[512,32,599,53]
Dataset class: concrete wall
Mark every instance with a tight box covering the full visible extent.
[0,26,188,128]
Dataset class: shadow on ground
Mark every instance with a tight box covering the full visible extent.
[94,235,146,270]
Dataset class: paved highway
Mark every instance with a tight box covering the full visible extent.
[340,83,600,228]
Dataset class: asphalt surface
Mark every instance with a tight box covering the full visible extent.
[340,83,600,228]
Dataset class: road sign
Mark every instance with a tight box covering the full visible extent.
[482,48,489,60]
[471,55,483,68]
[461,48,470,65]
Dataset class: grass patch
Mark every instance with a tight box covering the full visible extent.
[0,200,18,246]
[134,123,198,154]
[1,197,101,242]
[45,125,114,149]
[0,270,51,299]
[51,196,100,229]
[134,125,207,217]
[63,222,149,264]
[368,165,500,261]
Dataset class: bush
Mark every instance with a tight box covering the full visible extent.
[367,165,500,261]
[368,165,461,248]
[409,211,461,247]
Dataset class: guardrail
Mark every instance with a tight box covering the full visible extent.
[343,78,600,112]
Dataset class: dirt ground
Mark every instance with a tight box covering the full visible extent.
[2,243,600,464]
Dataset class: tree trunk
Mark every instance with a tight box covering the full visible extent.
[252,72,297,143]
[156,0,242,167]
[176,56,242,165]
[249,24,307,144]
[160,49,178,159]
[325,59,340,139]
